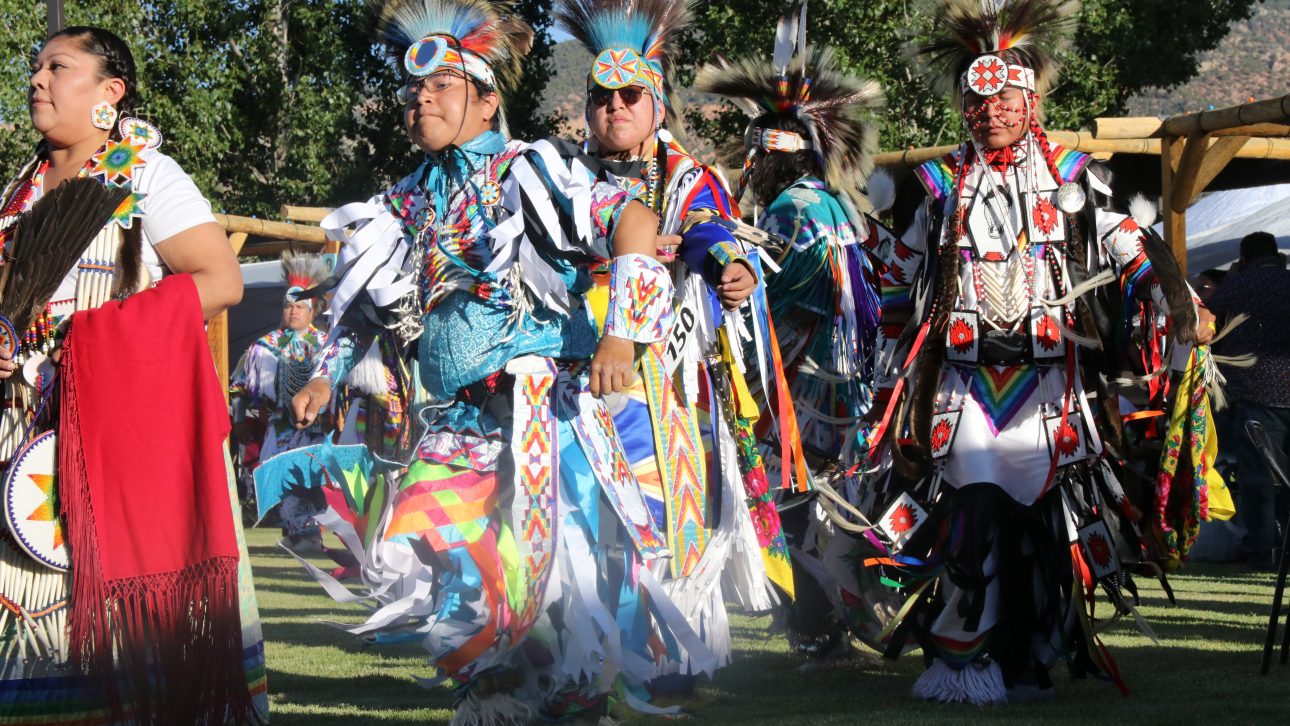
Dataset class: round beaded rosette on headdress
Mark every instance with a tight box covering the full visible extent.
[371,0,534,128]
[555,0,691,130]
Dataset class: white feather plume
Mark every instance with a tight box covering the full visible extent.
[865,168,896,214]
[1129,194,1159,228]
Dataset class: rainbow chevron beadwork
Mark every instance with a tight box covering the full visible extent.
[603,253,674,343]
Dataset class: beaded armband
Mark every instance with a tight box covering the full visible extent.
[603,253,675,343]
[708,239,750,270]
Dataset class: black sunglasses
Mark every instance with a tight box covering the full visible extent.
[590,86,647,108]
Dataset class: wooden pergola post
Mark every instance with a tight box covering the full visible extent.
[210,232,249,404]
[1159,135,1188,276]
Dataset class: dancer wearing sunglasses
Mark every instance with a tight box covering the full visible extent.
[554,0,800,695]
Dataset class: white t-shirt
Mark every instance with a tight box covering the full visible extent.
[33,147,217,307]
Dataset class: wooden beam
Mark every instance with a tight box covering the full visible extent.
[1162,93,1290,137]
[1092,116,1165,139]
[1210,123,1290,138]
[239,240,327,257]
[215,213,326,244]
[1220,136,1290,160]
[1094,117,1290,140]
[1176,136,1249,210]
[1169,132,1213,214]
[1160,136,1187,277]
[280,205,332,224]
[875,132,1290,168]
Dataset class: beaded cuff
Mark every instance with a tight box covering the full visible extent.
[708,239,750,270]
[603,253,675,343]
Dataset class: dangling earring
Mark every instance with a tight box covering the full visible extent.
[91,101,117,130]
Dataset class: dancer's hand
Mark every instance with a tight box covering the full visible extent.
[293,378,332,428]
[589,335,636,397]
[656,234,682,262]
[0,353,15,379]
[718,261,756,310]
[1195,307,1217,345]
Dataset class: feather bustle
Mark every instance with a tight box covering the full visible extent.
[695,47,883,201]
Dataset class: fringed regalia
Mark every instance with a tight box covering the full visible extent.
[259,1,715,721]
[555,0,797,680]
[694,2,894,659]
[820,0,1226,704]
[0,120,266,723]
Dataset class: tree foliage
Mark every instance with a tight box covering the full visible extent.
[0,0,556,217]
[676,0,1264,154]
[0,1,1255,215]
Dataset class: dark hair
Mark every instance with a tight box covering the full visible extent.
[742,115,821,208]
[46,26,138,116]
[1239,231,1278,262]
[1198,268,1227,285]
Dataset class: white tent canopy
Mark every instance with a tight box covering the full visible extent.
[1155,183,1290,273]
[230,261,298,361]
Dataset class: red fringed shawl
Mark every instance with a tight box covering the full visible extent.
[58,273,256,724]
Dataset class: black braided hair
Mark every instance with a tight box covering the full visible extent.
[47,27,146,296]
[742,115,821,208]
[46,26,139,121]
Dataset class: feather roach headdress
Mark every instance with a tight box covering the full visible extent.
[555,0,691,126]
[369,0,533,94]
[916,0,1078,102]
[695,3,882,205]
[282,251,329,307]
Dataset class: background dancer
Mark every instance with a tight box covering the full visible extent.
[230,251,330,550]
[695,1,889,667]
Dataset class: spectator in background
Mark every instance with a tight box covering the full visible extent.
[1208,231,1290,570]
[1190,268,1227,304]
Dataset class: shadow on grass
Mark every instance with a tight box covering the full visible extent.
[266,671,453,725]
[245,526,1290,725]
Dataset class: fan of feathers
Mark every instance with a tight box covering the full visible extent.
[0,178,129,337]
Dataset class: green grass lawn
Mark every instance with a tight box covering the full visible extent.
[248,527,1289,724]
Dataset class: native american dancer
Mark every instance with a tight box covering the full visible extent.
[694,2,893,664]
[275,1,712,722]
[554,0,797,685]
[0,27,264,725]
[825,0,1224,704]
[230,252,330,548]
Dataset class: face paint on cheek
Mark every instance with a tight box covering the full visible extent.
[964,95,1027,134]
